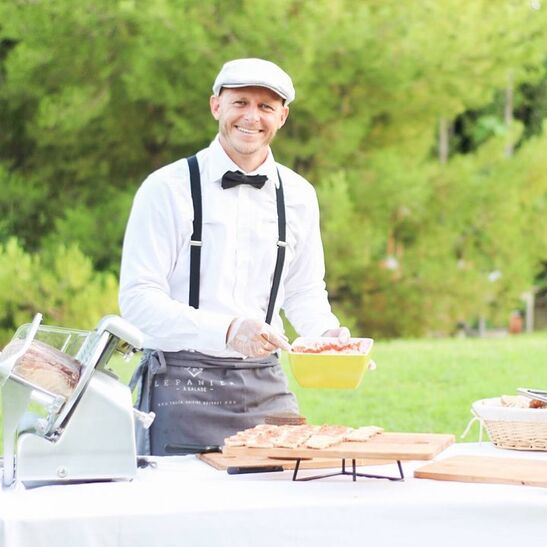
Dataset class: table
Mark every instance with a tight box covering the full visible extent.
[1,442,546,547]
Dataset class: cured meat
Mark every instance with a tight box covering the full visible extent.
[291,339,371,354]
[6,338,81,398]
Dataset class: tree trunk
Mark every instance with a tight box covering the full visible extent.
[478,316,486,338]
[438,117,449,164]
[522,290,535,333]
[504,71,514,158]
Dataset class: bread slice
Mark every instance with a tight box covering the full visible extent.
[344,426,384,442]
[305,434,344,449]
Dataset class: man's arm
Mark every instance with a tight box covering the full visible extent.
[119,173,233,351]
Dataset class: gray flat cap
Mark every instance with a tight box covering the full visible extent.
[212,58,295,105]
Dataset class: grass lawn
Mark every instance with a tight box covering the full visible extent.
[1,333,546,449]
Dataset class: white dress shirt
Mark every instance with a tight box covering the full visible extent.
[119,136,340,356]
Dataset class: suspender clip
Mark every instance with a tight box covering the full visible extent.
[277,240,287,248]
[190,240,202,247]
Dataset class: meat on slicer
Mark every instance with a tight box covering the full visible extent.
[0,314,155,487]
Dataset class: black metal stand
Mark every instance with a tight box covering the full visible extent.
[291,458,405,482]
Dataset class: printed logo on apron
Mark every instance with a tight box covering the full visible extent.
[153,366,239,406]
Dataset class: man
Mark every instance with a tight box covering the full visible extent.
[119,58,350,455]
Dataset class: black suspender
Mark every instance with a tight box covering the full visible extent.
[187,155,202,309]
[265,170,286,325]
[186,157,286,324]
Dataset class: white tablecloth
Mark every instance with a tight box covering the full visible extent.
[1,442,546,547]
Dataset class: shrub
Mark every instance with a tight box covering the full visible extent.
[0,238,119,346]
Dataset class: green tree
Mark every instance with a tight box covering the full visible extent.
[0,238,119,345]
[1,0,547,337]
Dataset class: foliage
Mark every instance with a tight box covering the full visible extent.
[319,127,547,337]
[0,238,119,345]
[41,187,135,271]
[0,164,49,250]
[1,1,547,336]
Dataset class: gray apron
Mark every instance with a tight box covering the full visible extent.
[131,350,298,455]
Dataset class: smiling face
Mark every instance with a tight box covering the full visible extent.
[210,86,289,172]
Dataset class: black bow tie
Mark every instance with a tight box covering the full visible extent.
[221,170,267,189]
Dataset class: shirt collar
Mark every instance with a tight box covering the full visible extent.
[207,135,279,188]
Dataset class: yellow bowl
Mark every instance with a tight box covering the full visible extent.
[287,337,373,389]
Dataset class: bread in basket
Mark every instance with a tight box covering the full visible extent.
[466,397,547,451]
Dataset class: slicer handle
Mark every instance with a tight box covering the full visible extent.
[95,315,144,350]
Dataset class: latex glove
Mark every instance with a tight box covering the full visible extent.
[226,318,291,358]
[321,326,351,343]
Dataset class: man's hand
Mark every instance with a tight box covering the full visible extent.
[227,318,291,357]
[321,326,351,343]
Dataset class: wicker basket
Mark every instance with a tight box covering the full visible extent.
[471,397,547,451]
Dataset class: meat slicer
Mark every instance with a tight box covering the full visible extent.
[0,313,154,488]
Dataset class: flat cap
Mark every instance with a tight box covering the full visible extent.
[212,58,295,105]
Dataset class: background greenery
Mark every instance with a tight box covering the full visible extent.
[1,1,547,343]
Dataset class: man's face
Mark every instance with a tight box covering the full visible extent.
[210,86,289,170]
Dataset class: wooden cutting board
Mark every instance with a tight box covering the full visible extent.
[222,432,454,461]
[198,452,392,471]
[414,455,547,487]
